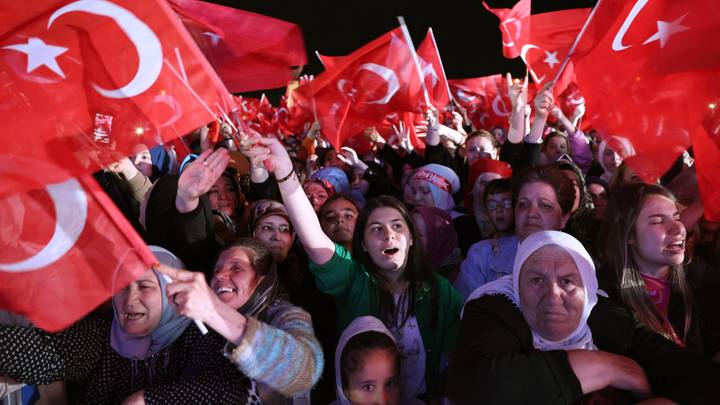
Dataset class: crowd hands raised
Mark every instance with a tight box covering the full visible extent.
[2,73,720,405]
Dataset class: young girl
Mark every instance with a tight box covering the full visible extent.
[598,183,698,349]
[243,135,462,402]
[334,316,422,405]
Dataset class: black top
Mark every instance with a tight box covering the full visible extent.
[0,312,249,404]
[447,294,720,405]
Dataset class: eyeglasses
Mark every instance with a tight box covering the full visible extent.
[486,199,513,211]
[257,224,292,234]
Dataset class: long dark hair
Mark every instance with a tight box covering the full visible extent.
[597,183,692,342]
[351,196,438,326]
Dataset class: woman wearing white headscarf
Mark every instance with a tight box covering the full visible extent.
[448,231,720,404]
[406,163,481,255]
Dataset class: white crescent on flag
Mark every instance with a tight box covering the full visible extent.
[357,63,399,105]
[0,178,88,272]
[48,0,163,99]
[612,0,650,51]
[501,18,523,47]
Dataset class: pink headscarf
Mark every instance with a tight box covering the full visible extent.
[413,206,460,269]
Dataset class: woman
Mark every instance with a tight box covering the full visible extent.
[597,183,714,353]
[552,160,596,251]
[246,199,340,403]
[586,177,609,221]
[304,166,349,213]
[0,246,250,404]
[512,165,575,241]
[320,194,361,249]
[448,231,720,404]
[157,238,324,403]
[242,135,462,402]
[541,132,572,164]
[407,163,481,255]
[412,206,462,281]
[597,136,635,183]
[333,316,423,405]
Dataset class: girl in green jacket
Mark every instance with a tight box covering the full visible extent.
[243,134,463,402]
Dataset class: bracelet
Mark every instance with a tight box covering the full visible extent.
[276,168,295,183]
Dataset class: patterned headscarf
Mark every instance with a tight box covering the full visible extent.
[411,164,460,214]
[110,246,191,360]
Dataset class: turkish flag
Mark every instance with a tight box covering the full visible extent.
[294,28,424,150]
[0,172,155,331]
[483,0,531,59]
[316,52,341,70]
[416,29,451,110]
[522,8,591,95]
[571,0,720,220]
[169,0,307,93]
[449,75,513,130]
[0,0,235,197]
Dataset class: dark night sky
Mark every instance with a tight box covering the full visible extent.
[213,0,596,99]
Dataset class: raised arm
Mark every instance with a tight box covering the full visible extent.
[243,135,336,265]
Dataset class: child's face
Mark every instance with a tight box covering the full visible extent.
[345,349,400,405]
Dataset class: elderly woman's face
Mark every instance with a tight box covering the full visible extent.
[515,182,569,240]
[211,247,263,310]
[114,270,163,337]
[519,245,585,341]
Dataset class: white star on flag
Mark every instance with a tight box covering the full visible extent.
[643,13,691,48]
[3,37,68,78]
[543,50,560,68]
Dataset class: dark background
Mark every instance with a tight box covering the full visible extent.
[212,0,596,99]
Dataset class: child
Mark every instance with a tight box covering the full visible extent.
[335,316,422,405]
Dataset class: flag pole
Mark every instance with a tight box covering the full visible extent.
[398,16,432,108]
[314,50,326,69]
[549,0,604,87]
[428,27,454,110]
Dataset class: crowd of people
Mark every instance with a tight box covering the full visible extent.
[1,73,720,405]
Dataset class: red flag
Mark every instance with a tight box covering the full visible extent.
[0,172,155,331]
[295,28,424,150]
[449,75,512,130]
[521,8,591,95]
[571,0,720,219]
[316,52,341,70]
[169,0,307,93]
[0,0,235,197]
[416,29,451,110]
[483,0,531,59]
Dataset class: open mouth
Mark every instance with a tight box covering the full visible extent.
[124,312,145,320]
[215,286,236,295]
[383,247,399,256]
[665,241,684,253]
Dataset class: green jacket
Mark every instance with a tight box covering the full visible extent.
[309,243,463,398]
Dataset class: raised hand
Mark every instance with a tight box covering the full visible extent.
[156,262,218,324]
[176,148,230,213]
[106,156,139,180]
[533,83,554,120]
[338,146,369,172]
[241,135,294,181]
